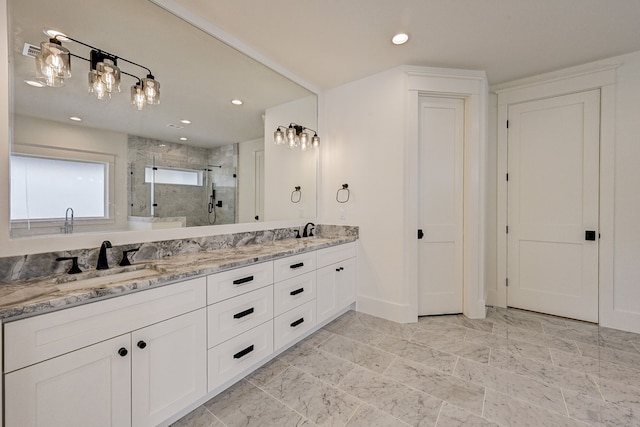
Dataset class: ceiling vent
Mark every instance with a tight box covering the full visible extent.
[23,43,41,58]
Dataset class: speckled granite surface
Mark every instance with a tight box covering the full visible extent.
[0,229,357,321]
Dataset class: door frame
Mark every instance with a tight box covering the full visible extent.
[405,67,489,321]
[492,65,617,324]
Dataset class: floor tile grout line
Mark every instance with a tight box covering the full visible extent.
[559,387,571,418]
[433,400,445,427]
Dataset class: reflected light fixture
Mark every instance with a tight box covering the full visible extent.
[392,33,409,45]
[231,99,243,105]
[24,79,45,88]
[274,123,320,151]
[69,116,82,121]
[34,30,160,110]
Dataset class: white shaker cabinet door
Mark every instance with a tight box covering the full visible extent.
[131,309,207,427]
[316,257,356,324]
[5,334,132,427]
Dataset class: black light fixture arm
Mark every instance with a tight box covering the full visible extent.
[276,123,318,136]
[69,53,142,82]
[55,34,154,76]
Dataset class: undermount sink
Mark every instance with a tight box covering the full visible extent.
[53,264,159,292]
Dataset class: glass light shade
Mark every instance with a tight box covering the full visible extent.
[311,134,320,148]
[131,84,146,110]
[299,131,309,150]
[88,70,110,100]
[36,40,71,87]
[97,59,121,94]
[286,127,296,144]
[274,129,284,145]
[142,76,160,105]
[288,135,300,149]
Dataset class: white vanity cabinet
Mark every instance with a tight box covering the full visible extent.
[206,262,275,391]
[316,242,357,324]
[3,277,207,427]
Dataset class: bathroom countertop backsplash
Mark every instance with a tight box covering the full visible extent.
[0,224,358,321]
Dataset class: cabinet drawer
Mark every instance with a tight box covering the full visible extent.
[207,286,273,348]
[208,320,273,391]
[4,277,206,373]
[273,252,316,282]
[274,300,316,351]
[316,242,357,269]
[207,262,273,304]
[273,272,316,317]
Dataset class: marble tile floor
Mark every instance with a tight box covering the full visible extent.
[171,307,640,427]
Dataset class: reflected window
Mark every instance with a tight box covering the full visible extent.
[144,166,203,186]
[10,155,107,220]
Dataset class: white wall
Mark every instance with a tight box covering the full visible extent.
[321,67,409,320]
[264,96,318,221]
[609,51,640,332]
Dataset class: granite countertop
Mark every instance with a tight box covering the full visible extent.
[0,236,356,322]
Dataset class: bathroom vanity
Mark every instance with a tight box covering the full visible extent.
[0,236,357,427]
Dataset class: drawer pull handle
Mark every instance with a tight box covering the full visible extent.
[290,288,304,296]
[118,347,128,357]
[290,262,304,269]
[137,340,147,349]
[290,318,305,328]
[233,275,254,285]
[234,344,254,359]
[234,307,255,319]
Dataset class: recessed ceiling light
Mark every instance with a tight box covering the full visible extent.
[24,80,44,88]
[180,119,191,124]
[179,137,188,141]
[69,116,82,122]
[231,99,243,105]
[43,29,69,41]
[392,33,409,45]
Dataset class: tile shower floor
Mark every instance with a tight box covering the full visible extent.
[171,308,640,426]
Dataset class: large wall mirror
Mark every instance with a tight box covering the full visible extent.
[7,0,318,239]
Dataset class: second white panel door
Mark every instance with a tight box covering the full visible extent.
[507,89,600,322]
[418,96,464,315]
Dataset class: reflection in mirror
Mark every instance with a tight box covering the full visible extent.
[7,0,317,238]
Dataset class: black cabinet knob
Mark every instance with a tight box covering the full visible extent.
[118,347,128,357]
[137,340,147,349]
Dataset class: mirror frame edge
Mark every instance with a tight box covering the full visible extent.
[0,0,325,258]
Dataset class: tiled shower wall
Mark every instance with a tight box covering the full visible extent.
[128,136,237,226]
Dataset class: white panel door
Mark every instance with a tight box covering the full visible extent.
[131,309,207,427]
[507,90,600,322]
[418,96,464,315]
[5,334,131,427]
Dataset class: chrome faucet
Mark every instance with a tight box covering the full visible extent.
[302,222,315,238]
[61,207,74,234]
[97,240,112,270]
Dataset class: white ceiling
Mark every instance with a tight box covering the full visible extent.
[174,0,640,89]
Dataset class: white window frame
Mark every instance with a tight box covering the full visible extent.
[10,143,116,231]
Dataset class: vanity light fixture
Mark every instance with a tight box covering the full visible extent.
[273,123,320,151]
[34,31,161,109]
[392,33,409,45]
